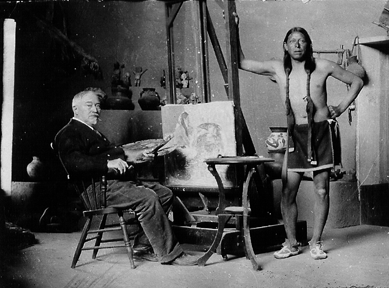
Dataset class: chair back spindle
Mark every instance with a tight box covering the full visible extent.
[89,179,98,210]
[101,175,107,208]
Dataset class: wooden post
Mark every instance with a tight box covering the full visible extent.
[199,0,210,103]
[1,18,16,196]
[224,1,243,156]
[164,2,183,104]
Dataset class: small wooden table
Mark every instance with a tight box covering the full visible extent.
[197,156,274,271]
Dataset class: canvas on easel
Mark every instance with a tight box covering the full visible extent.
[161,101,237,189]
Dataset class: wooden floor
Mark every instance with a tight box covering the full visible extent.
[1,224,389,288]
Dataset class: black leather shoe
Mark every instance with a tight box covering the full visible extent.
[133,251,159,262]
[133,246,158,262]
[133,245,153,257]
[170,253,198,266]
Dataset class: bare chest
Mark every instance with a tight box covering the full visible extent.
[284,72,327,120]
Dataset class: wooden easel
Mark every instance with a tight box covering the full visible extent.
[164,0,307,256]
[165,0,253,156]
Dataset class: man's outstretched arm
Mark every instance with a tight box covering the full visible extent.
[234,12,281,78]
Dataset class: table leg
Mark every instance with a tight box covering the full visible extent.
[197,214,232,266]
[242,167,261,270]
[207,164,227,214]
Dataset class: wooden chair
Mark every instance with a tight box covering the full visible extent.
[69,175,136,269]
[52,144,137,269]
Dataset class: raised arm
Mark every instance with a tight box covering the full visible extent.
[234,12,280,78]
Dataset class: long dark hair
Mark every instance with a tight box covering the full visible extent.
[283,27,315,75]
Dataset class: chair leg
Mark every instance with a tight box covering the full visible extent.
[198,214,231,266]
[92,214,107,259]
[118,212,135,269]
[71,216,92,268]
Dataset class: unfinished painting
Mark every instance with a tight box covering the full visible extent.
[161,101,237,189]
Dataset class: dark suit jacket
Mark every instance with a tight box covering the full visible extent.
[54,118,125,178]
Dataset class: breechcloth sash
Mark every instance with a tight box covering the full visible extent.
[286,95,316,163]
[285,71,316,164]
[287,119,341,172]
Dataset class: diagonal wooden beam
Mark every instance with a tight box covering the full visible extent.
[166,2,183,28]
[206,7,229,95]
[211,1,256,156]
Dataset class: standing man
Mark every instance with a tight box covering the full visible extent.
[235,14,364,260]
[54,87,198,265]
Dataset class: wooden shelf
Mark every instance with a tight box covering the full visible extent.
[359,36,389,48]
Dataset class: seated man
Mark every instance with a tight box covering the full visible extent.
[54,87,197,266]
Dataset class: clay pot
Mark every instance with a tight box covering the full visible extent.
[26,156,45,180]
[264,127,287,179]
[265,127,287,153]
[103,89,134,110]
[138,88,161,110]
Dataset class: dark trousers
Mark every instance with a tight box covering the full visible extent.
[105,180,183,263]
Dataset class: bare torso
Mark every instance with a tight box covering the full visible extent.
[239,51,363,123]
[274,59,331,125]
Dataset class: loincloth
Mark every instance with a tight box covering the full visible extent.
[287,119,341,172]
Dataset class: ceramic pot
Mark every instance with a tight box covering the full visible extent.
[138,88,161,110]
[26,156,45,180]
[104,89,134,110]
[265,127,287,153]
